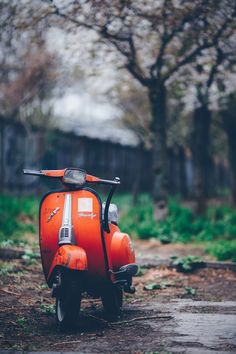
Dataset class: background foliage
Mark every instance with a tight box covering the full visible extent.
[1,193,235,262]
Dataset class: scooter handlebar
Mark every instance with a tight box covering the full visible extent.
[23,169,44,176]
[23,169,121,186]
[23,169,65,178]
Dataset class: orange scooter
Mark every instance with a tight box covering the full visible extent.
[23,168,137,330]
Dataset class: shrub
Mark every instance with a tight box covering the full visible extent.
[0,195,38,243]
[205,240,236,262]
[117,194,236,261]
[172,255,204,272]
[1,193,236,262]
[117,194,158,238]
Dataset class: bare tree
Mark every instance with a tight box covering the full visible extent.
[3,48,56,128]
[191,47,228,213]
[0,1,57,192]
[5,0,235,208]
[0,1,57,129]
[39,0,235,208]
[185,6,236,212]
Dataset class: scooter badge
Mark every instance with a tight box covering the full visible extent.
[47,207,60,222]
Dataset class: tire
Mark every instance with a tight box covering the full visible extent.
[101,284,123,318]
[55,269,82,331]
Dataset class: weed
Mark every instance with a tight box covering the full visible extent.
[22,249,39,265]
[144,281,174,290]
[143,283,162,290]
[205,240,236,262]
[160,280,174,288]
[40,284,48,289]
[185,287,197,295]
[40,303,55,316]
[0,239,29,248]
[173,256,204,272]
[135,266,147,276]
[16,317,27,328]
[0,263,15,276]
[0,194,38,243]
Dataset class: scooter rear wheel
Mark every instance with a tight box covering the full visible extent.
[55,269,81,331]
[101,284,123,318]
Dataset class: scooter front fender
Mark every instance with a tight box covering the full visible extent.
[47,245,88,286]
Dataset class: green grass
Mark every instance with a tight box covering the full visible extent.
[40,303,55,316]
[114,194,236,262]
[0,194,39,245]
[205,240,236,262]
[1,193,236,262]
[172,255,204,272]
[0,263,15,276]
[116,195,236,238]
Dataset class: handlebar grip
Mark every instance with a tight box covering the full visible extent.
[23,169,43,176]
[98,178,120,185]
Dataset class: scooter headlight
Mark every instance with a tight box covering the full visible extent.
[63,168,86,186]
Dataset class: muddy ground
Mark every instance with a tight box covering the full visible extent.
[0,242,236,353]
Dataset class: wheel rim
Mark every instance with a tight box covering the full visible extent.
[55,270,66,323]
[57,298,65,322]
[55,269,82,328]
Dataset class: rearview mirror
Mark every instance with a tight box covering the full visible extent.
[63,168,87,186]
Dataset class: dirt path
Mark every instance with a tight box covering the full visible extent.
[0,243,236,353]
[0,242,236,354]
[134,239,212,264]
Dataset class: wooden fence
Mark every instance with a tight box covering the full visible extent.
[0,119,230,197]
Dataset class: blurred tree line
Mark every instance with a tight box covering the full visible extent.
[1,0,236,213]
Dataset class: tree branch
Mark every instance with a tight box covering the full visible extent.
[206,48,223,90]
[150,0,207,80]
[107,35,150,86]
[150,1,169,80]
[48,1,96,31]
[48,1,149,86]
[163,7,236,83]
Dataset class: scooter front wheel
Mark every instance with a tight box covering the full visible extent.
[55,269,82,331]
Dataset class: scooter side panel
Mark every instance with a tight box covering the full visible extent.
[105,223,136,272]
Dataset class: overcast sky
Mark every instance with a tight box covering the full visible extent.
[46,27,138,146]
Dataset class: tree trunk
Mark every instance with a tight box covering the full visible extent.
[132,145,143,205]
[0,119,5,193]
[222,115,236,206]
[179,146,188,198]
[148,83,169,219]
[192,104,211,214]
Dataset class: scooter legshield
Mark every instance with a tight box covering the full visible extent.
[39,189,108,285]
